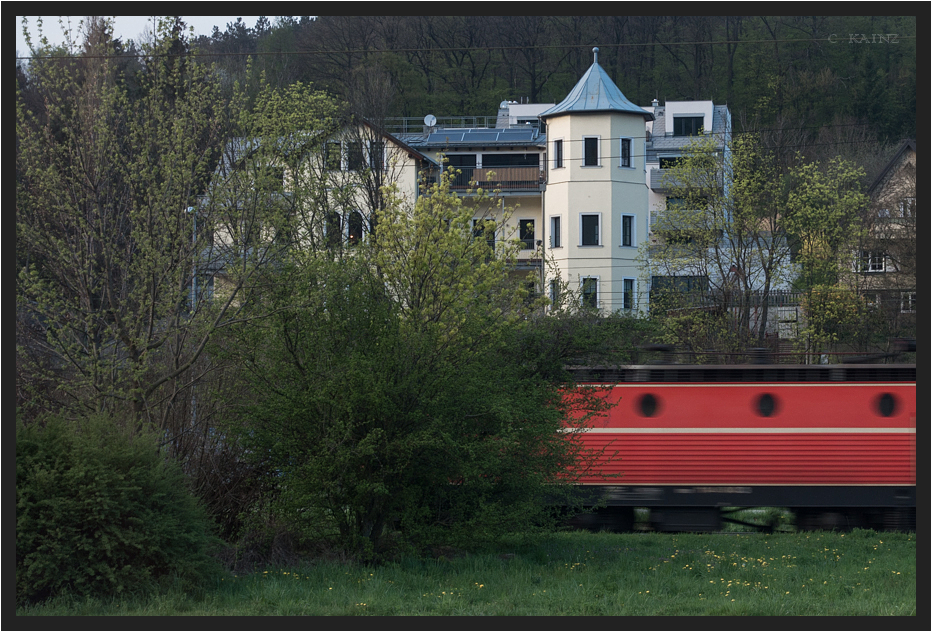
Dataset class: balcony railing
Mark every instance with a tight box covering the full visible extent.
[447,166,543,191]
[383,116,543,135]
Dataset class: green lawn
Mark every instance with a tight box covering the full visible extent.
[17,529,916,616]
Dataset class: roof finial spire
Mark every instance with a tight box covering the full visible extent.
[593,47,599,64]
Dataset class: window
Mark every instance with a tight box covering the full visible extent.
[623,278,635,310]
[347,211,364,246]
[550,216,561,248]
[858,251,886,272]
[583,136,600,167]
[447,154,477,168]
[620,138,632,168]
[665,197,687,211]
[369,140,385,170]
[347,141,364,171]
[621,214,635,247]
[524,280,539,304]
[482,153,539,167]
[519,219,535,249]
[673,116,704,136]
[651,275,709,295]
[326,211,342,247]
[581,277,598,309]
[257,165,285,192]
[473,218,495,252]
[901,291,916,313]
[550,279,561,306]
[659,157,683,169]
[580,213,600,246]
[553,139,564,169]
[326,142,342,171]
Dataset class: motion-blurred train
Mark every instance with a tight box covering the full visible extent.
[563,353,916,532]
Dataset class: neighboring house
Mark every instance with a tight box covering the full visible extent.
[642,98,734,300]
[640,98,804,341]
[850,139,917,323]
[643,99,732,237]
[318,120,438,244]
[201,120,438,304]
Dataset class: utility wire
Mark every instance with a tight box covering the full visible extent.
[15,34,917,62]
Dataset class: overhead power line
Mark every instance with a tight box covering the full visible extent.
[15,34,916,62]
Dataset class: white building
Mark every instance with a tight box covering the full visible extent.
[539,48,655,314]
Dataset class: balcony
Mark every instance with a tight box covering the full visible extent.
[448,166,543,192]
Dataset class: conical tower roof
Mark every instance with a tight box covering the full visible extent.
[540,48,653,121]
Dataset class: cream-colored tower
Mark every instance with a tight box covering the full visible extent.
[540,48,653,313]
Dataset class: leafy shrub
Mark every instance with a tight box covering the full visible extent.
[16,414,220,605]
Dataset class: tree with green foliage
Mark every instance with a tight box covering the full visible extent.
[645,133,871,357]
[644,134,795,353]
[17,17,229,424]
[799,284,887,358]
[16,18,343,429]
[782,157,870,358]
[784,157,868,291]
[15,19,346,538]
[224,173,607,559]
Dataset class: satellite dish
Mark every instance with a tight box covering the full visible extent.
[424,114,437,127]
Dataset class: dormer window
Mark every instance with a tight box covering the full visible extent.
[673,116,704,136]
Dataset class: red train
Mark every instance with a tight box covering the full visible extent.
[564,363,916,532]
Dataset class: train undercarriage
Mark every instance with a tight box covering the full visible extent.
[566,485,916,533]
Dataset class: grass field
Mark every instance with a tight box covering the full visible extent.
[17,529,915,616]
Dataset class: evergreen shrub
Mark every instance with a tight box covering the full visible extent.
[16,414,219,605]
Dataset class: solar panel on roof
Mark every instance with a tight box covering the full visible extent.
[426,132,466,144]
[464,132,500,142]
[499,127,537,142]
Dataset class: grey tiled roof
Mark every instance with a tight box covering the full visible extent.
[539,54,653,121]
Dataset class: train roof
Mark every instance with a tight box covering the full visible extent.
[565,364,916,383]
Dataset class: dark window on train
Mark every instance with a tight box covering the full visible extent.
[876,393,898,417]
[756,393,777,417]
[639,393,659,417]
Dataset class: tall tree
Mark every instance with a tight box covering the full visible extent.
[228,173,606,558]
[16,18,336,428]
[644,133,796,351]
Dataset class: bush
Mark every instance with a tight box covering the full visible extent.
[16,414,220,605]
